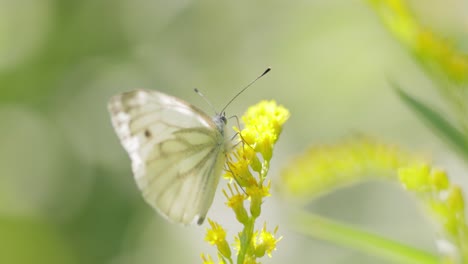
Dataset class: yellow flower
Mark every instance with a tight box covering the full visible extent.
[205,219,226,244]
[205,219,231,259]
[398,163,431,192]
[225,146,256,187]
[246,181,271,218]
[203,100,289,264]
[254,224,282,258]
[200,253,226,264]
[429,168,449,191]
[243,100,290,134]
[243,256,260,264]
[201,254,215,264]
[280,137,468,261]
[223,184,249,224]
[368,0,468,83]
[447,186,464,214]
[240,100,290,160]
[228,100,289,184]
[281,137,423,199]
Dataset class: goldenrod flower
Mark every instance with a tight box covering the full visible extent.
[254,224,282,258]
[398,163,431,192]
[368,0,468,135]
[368,0,468,83]
[429,168,449,191]
[205,219,231,259]
[246,182,271,218]
[203,100,289,264]
[243,100,290,133]
[240,100,290,161]
[281,137,422,199]
[223,184,249,224]
[398,163,467,259]
[225,146,257,187]
[241,256,259,264]
[281,137,468,261]
[201,253,227,264]
[201,254,215,264]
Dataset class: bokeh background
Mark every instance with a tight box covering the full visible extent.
[1,0,467,263]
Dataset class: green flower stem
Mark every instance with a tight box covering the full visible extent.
[291,211,440,264]
[238,217,256,264]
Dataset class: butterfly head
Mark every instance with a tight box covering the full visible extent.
[220,112,227,124]
[213,112,227,133]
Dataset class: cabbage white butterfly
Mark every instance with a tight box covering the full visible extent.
[108,68,270,225]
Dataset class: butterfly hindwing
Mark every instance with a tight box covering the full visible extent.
[108,89,227,224]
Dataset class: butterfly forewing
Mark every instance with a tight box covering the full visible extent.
[108,89,227,224]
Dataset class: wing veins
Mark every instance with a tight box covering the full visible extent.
[146,144,216,196]
[179,149,222,222]
[142,142,214,191]
[144,136,214,168]
[149,144,219,202]
[143,126,217,165]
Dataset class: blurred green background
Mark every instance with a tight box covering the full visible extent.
[1,0,467,263]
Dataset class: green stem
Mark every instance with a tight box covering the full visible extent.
[291,211,440,264]
[237,217,256,264]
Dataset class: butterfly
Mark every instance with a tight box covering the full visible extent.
[107,68,270,225]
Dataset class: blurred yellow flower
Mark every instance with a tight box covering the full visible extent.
[201,254,215,264]
[368,0,468,135]
[281,137,423,199]
[368,0,468,83]
[281,137,468,261]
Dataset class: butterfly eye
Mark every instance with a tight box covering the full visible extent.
[221,113,227,124]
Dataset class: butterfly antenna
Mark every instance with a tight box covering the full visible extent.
[220,67,271,113]
[194,88,218,114]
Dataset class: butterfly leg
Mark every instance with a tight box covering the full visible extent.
[228,115,255,151]
[224,161,248,195]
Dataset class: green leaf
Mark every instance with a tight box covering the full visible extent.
[393,83,468,161]
[291,212,440,264]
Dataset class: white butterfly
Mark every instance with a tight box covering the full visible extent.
[108,89,229,225]
[108,68,269,225]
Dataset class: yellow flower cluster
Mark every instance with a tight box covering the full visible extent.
[280,137,468,261]
[253,224,282,258]
[231,223,282,264]
[202,100,289,264]
[368,0,468,83]
[368,0,468,133]
[205,219,231,260]
[240,100,290,161]
[281,137,422,200]
[399,164,467,260]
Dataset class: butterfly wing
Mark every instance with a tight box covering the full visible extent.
[108,89,227,225]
